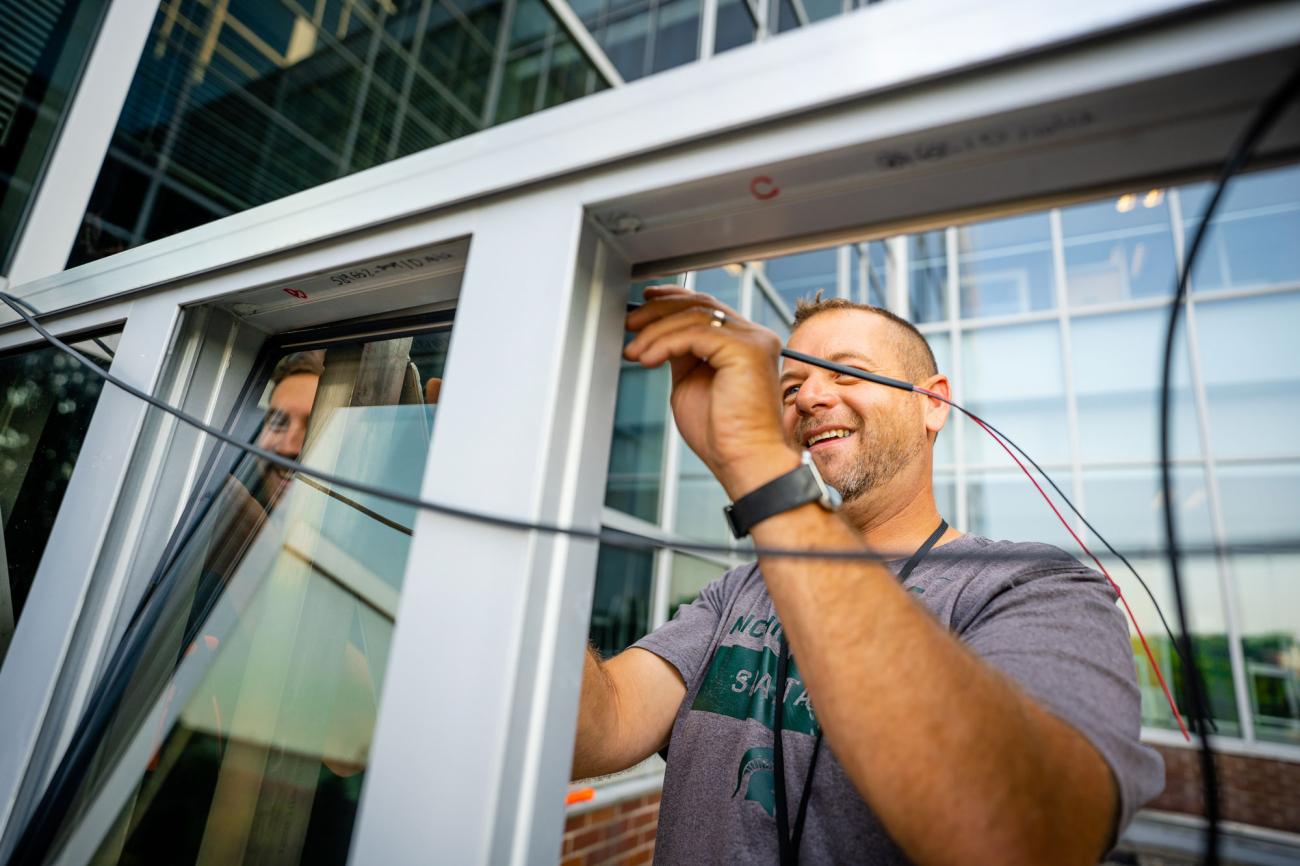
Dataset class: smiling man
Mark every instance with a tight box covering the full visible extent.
[572,286,1163,866]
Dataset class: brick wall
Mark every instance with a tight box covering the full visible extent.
[1147,744,1300,833]
[561,792,661,866]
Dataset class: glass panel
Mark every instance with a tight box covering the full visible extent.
[0,331,119,664]
[44,324,453,864]
[763,248,838,312]
[960,320,1069,465]
[1061,189,1177,307]
[589,544,653,656]
[752,285,791,341]
[802,0,842,22]
[672,436,730,544]
[1183,163,1300,295]
[0,0,110,269]
[601,2,652,81]
[851,242,886,307]
[966,468,1078,550]
[651,0,700,75]
[605,348,669,522]
[692,264,742,309]
[1219,463,1300,744]
[774,0,801,33]
[956,212,1055,319]
[69,0,606,266]
[1195,292,1300,460]
[668,553,726,620]
[907,230,948,324]
[1080,466,1236,735]
[713,0,756,54]
[1070,308,1199,463]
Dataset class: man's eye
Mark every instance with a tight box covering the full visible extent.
[782,384,800,400]
[265,411,289,431]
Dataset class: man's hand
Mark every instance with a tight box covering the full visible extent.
[624,286,798,498]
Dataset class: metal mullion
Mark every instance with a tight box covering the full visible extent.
[887,237,907,318]
[700,0,719,59]
[654,423,684,629]
[0,296,182,848]
[481,0,519,126]
[4,0,158,285]
[351,199,626,865]
[1050,208,1087,536]
[836,244,851,299]
[945,227,968,531]
[538,0,627,86]
[1169,186,1255,742]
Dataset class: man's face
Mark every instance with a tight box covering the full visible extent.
[779,310,929,502]
[256,372,319,492]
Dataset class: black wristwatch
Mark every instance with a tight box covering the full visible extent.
[724,450,842,539]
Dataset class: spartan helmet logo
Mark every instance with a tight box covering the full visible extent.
[733,746,776,817]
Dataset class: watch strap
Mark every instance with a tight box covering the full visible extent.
[724,460,825,539]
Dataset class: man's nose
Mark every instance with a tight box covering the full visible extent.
[794,374,839,414]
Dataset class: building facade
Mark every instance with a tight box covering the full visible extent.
[0,0,1297,864]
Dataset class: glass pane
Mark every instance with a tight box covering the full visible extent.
[1070,308,1199,463]
[966,468,1079,550]
[713,0,756,54]
[0,332,119,665]
[0,0,110,269]
[651,0,700,75]
[1183,163,1300,295]
[692,265,742,309]
[752,286,791,341]
[673,436,730,544]
[851,243,886,307]
[69,0,606,267]
[602,3,652,81]
[1195,292,1300,460]
[589,544,653,656]
[907,230,948,323]
[956,212,1055,319]
[668,553,726,620]
[605,349,669,522]
[1062,190,1177,307]
[1219,463,1300,744]
[1081,466,1236,735]
[763,248,838,312]
[44,325,453,864]
[774,0,800,33]
[960,321,1069,465]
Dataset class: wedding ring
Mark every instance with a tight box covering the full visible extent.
[710,309,727,328]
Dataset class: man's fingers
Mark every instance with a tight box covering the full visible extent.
[625,308,730,363]
[627,290,741,332]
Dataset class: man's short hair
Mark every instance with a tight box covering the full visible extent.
[271,350,325,385]
[791,292,937,383]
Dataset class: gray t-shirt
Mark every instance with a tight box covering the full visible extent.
[634,533,1165,865]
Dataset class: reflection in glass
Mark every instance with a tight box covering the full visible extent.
[673,437,731,545]
[753,287,792,340]
[0,0,110,268]
[907,231,948,323]
[713,0,757,53]
[70,0,606,266]
[1184,165,1300,294]
[1081,466,1237,734]
[852,242,887,307]
[1070,309,1199,463]
[44,326,451,865]
[605,356,670,522]
[0,333,119,665]
[693,265,742,309]
[1194,292,1300,460]
[669,553,726,620]
[590,545,653,656]
[966,469,1078,550]
[1061,191,1177,307]
[764,248,838,312]
[956,212,1055,319]
[960,321,1069,465]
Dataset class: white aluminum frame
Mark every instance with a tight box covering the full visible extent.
[0,0,1296,862]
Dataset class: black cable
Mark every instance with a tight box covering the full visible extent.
[1159,57,1300,866]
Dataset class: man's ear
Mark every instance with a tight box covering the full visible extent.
[920,374,951,440]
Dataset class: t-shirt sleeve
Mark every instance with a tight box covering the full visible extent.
[633,565,751,688]
[954,550,1166,843]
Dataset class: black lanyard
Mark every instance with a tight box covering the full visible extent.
[772,519,948,866]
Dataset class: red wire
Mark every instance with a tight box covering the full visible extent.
[916,388,1192,741]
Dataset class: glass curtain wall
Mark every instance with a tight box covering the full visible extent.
[594,161,1300,754]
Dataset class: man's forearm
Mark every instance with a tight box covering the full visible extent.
[572,646,620,780]
[751,505,1114,866]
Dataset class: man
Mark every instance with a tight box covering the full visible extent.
[572,285,1163,865]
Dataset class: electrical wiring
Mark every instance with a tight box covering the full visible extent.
[1156,57,1300,866]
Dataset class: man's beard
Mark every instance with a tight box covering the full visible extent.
[800,411,923,502]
